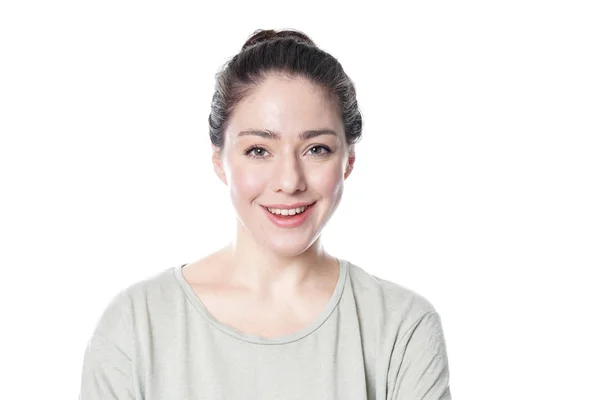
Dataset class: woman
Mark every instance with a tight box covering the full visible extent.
[79,29,452,399]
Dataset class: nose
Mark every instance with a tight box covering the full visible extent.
[269,150,307,194]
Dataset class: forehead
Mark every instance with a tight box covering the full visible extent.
[228,74,343,139]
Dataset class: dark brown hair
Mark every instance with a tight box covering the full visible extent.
[208,29,363,150]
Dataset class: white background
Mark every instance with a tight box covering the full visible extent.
[1,1,598,398]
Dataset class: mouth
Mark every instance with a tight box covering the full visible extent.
[261,201,316,216]
[260,201,317,228]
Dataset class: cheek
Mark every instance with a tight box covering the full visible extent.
[228,164,266,200]
[309,164,345,196]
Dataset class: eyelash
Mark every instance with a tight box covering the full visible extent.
[244,145,332,160]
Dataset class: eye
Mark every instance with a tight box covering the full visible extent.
[244,145,332,159]
[308,145,332,156]
[244,146,270,159]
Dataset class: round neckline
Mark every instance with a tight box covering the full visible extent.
[173,258,348,345]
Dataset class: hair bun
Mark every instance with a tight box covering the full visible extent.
[241,29,315,51]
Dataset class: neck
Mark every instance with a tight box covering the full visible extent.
[216,221,336,297]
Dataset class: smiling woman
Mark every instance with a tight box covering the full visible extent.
[212,72,352,257]
[79,29,452,400]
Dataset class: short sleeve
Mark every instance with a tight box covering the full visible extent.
[390,311,452,400]
[79,292,135,400]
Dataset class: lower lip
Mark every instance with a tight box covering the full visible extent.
[262,203,316,228]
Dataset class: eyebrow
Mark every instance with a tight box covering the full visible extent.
[237,129,338,141]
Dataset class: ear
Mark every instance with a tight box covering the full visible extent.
[212,144,228,185]
[344,145,356,180]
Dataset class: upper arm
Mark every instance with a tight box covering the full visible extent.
[79,332,135,400]
[389,311,452,400]
[79,291,135,400]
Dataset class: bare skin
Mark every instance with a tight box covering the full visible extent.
[182,248,341,338]
[182,73,355,338]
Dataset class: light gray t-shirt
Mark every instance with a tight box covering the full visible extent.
[79,258,451,399]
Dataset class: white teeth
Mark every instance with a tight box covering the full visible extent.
[267,205,309,216]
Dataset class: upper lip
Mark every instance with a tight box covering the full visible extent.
[262,201,315,209]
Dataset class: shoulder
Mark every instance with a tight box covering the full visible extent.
[90,266,182,342]
[346,260,437,313]
[344,260,441,337]
[106,266,179,308]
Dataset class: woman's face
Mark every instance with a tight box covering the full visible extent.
[213,73,355,256]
